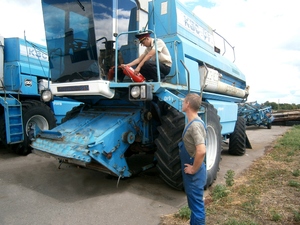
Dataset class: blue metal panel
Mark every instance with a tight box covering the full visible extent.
[31,108,144,177]
[50,98,82,124]
[4,62,20,91]
[4,38,49,78]
[180,37,246,88]
[148,0,177,37]
[3,65,39,95]
[206,99,238,135]
[19,74,38,95]
[156,89,185,111]
[183,57,201,92]
[149,0,246,91]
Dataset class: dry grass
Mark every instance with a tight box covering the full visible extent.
[160,125,300,225]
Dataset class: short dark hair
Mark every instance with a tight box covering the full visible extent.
[185,93,202,112]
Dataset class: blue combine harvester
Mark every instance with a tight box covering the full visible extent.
[31,0,250,189]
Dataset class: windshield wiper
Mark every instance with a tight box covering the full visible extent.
[76,0,85,11]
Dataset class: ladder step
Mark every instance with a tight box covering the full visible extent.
[0,95,24,144]
[10,132,23,136]
[9,123,22,126]
[9,114,22,118]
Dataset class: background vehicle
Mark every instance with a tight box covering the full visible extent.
[0,36,80,154]
[238,101,274,129]
[31,0,250,190]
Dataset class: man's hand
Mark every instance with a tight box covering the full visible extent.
[134,67,141,75]
[184,163,196,174]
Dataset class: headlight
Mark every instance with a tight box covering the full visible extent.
[41,89,53,102]
[129,84,153,101]
[130,86,141,98]
[140,85,146,99]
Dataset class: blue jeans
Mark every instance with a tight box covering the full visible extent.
[179,141,206,225]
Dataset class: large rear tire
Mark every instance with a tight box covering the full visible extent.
[228,116,246,156]
[154,103,222,190]
[203,102,222,188]
[14,100,56,155]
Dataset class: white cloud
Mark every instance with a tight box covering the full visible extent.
[0,0,45,45]
[189,0,300,104]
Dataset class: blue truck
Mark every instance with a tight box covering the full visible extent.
[0,36,80,155]
[31,0,250,189]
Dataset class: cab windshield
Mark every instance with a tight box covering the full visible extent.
[42,0,139,83]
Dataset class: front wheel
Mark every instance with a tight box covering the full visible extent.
[14,100,56,155]
[154,106,185,190]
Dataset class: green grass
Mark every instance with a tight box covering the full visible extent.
[288,180,300,188]
[211,184,230,201]
[223,218,259,225]
[293,210,300,222]
[224,169,235,187]
[292,169,300,177]
[205,125,300,225]
[270,210,282,222]
[175,205,191,220]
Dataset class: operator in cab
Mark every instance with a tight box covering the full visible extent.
[121,31,172,82]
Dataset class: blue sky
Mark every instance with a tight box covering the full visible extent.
[1,0,300,104]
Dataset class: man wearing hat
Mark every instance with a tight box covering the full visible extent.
[121,31,172,82]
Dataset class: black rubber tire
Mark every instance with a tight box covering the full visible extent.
[154,102,222,190]
[13,100,56,155]
[228,116,246,156]
[267,122,272,129]
[154,106,185,190]
[203,102,222,188]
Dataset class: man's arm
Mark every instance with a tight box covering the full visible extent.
[184,143,206,174]
[122,47,155,74]
[134,49,155,73]
[126,56,142,67]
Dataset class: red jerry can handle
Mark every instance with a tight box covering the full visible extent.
[122,65,145,82]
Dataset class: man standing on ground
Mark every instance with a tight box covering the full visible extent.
[179,93,207,225]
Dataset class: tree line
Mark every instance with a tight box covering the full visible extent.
[262,101,300,110]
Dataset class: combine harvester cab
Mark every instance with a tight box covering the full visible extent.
[32,0,249,189]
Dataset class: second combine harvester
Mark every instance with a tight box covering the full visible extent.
[32,0,250,189]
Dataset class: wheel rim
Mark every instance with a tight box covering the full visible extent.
[25,115,49,135]
[206,124,217,171]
